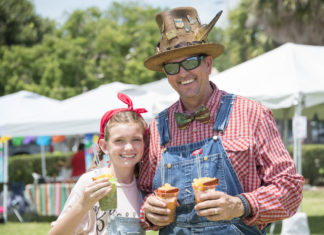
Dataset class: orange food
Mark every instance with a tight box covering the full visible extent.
[192,177,219,204]
[192,177,219,190]
[154,184,179,223]
[156,183,179,194]
[92,173,114,181]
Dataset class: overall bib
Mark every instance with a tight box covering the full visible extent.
[107,216,145,235]
[107,186,145,235]
[152,94,265,235]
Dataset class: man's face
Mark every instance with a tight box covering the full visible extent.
[164,55,213,101]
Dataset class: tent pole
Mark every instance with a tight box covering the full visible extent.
[293,94,304,211]
[3,141,8,222]
[281,94,310,235]
[41,145,46,178]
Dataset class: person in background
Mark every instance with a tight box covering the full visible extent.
[138,6,304,234]
[68,143,86,181]
[49,93,147,235]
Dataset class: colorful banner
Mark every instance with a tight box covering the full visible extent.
[36,136,51,146]
[84,134,94,170]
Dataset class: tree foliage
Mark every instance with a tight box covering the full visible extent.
[249,0,324,45]
[0,0,55,46]
[209,0,275,72]
[1,0,322,98]
[0,1,164,99]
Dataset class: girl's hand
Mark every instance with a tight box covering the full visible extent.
[79,178,112,211]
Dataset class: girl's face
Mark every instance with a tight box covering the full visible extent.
[105,123,144,171]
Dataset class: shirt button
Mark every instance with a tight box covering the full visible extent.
[193,128,197,132]
[204,156,208,161]
[167,163,172,169]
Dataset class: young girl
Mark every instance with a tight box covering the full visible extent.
[49,93,148,235]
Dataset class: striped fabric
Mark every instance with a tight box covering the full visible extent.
[25,183,74,216]
[138,81,304,231]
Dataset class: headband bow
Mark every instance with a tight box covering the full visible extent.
[98,93,148,143]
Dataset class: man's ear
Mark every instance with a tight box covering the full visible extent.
[99,139,109,155]
[205,55,213,75]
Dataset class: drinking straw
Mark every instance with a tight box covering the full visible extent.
[92,144,101,171]
[196,154,202,179]
[161,156,165,185]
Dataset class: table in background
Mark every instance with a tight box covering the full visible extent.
[24,183,75,216]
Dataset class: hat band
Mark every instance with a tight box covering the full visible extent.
[156,40,206,54]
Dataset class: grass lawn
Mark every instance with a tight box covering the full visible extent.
[1,188,323,235]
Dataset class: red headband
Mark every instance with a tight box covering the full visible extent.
[98,93,148,143]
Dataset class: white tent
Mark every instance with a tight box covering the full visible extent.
[0,90,61,222]
[0,82,164,137]
[0,90,61,135]
[210,42,324,119]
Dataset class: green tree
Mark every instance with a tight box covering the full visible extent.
[0,1,165,99]
[248,0,324,45]
[208,0,275,72]
[0,0,55,46]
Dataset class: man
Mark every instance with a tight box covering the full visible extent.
[138,7,304,234]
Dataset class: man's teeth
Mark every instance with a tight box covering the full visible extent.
[121,154,136,158]
[181,79,194,85]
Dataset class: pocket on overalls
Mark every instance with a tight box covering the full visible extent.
[222,137,250,178]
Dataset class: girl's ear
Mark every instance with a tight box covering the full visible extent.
[99,139,109,155]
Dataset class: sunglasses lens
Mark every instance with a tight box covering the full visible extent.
[182,57,200,70]
[163,63,179,75]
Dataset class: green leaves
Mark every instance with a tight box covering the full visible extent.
[0,0,164,99]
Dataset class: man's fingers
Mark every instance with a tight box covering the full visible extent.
[146,212,172,226]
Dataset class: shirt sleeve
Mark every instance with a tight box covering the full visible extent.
[242,106,304,226]
[51,174,96,234]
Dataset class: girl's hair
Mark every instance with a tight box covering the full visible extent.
[88,111,147,174]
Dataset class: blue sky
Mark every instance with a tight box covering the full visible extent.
[31,0,240,28]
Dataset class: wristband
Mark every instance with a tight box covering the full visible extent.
[235,194,250,218]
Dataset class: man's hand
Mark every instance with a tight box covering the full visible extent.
[144,194,176,227]
[194,190,245,221]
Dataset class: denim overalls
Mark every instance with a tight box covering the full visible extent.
[106,188,145,235]
[152,94,264,235]
[107,216,145,235]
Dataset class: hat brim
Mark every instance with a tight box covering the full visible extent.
[144,43,224,72]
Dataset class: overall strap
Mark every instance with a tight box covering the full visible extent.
[156,109,171,145]
[213,93,236,131]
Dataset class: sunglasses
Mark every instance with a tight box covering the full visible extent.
[163,55,205,75]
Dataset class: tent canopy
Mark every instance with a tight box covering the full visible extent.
[1,43,324,137]
[0,91,61,136]
[210,43,324,119]
[0,82,167,137]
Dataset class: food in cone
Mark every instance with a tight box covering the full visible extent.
[192,177,219,204]
[92,172,117,211]
[154,184,179,223]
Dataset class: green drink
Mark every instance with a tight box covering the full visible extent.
[99,177,117,211]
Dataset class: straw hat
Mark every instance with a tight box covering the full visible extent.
[144,7,224,72]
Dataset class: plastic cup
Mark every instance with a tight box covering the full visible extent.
[192,178,219,204]
[154,186,179,223]
[92,171,117,211]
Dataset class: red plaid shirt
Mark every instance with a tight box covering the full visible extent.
[138,82,304,231]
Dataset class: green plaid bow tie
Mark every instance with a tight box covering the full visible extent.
[175,106,210,129]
